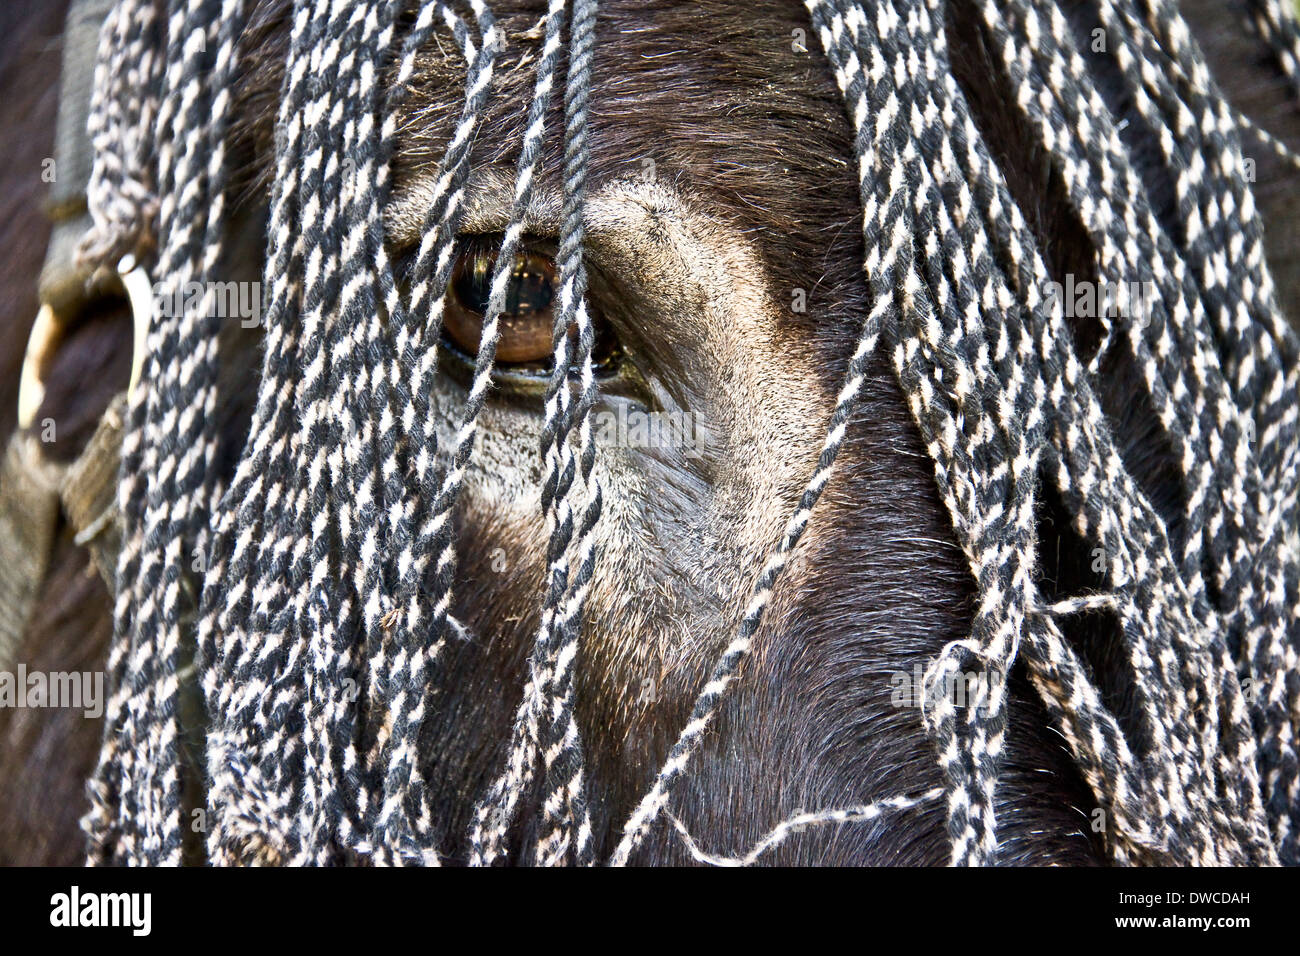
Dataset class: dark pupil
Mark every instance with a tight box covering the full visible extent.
[453,249,554,317]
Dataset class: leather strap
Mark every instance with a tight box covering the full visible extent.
[0,395,124,673]
[40,0,118,316]
[61,393,127,590]
[0,435,65,672]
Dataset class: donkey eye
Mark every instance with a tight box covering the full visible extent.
[394,233,624,383]
[444,238,560,365]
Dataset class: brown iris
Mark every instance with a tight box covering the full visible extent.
[443,240,562,364]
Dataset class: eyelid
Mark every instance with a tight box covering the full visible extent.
[384,167,562,254]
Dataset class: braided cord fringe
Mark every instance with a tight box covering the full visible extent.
[84,0,249,866]
[80,0,164,270]
[82,0,1300,867]
[467,0,601,869]
[612,0,1299,866]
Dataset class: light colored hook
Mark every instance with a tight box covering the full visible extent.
[118,254,153,395]
[16,256,152,431]
[17,303,59,431]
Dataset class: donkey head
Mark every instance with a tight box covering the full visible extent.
[5,0,1300,866]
